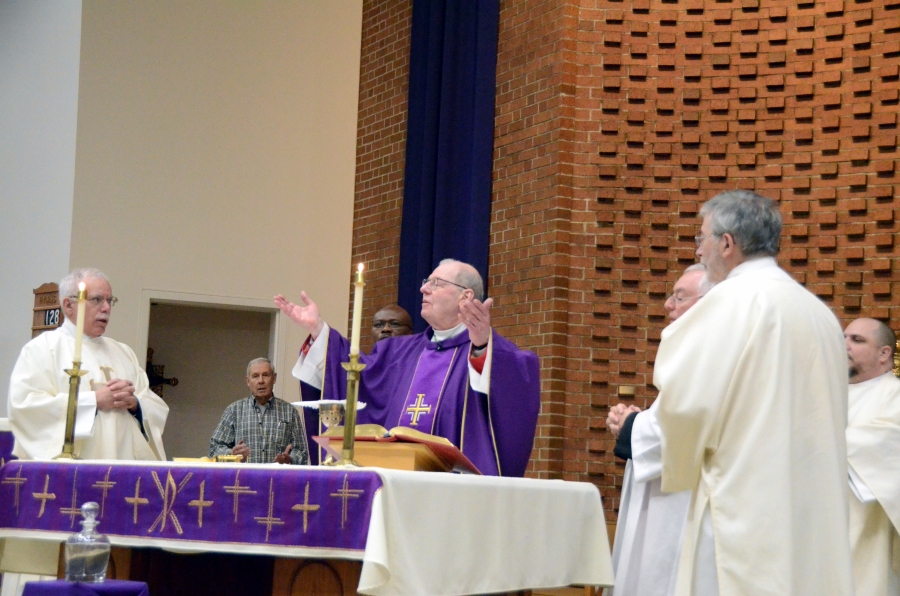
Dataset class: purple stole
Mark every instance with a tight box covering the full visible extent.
[395,343,463,432]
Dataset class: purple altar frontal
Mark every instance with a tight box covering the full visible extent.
[0,461,381,559]
[22,580,150,596]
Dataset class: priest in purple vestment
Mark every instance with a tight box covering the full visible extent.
[275,259,540,476]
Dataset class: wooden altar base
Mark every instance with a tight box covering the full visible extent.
[73,547,536,596]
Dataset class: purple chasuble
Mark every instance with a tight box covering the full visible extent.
[313,327,540,477]
[396,343,461,431]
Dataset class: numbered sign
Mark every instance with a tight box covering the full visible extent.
[44,307,60,327]
[32,282,63,338]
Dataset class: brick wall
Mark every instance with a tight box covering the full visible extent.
[353,0,900,519]
[351,0,413,355]
[493,2,581,481]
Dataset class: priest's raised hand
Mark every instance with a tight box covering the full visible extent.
[459,296,494,348]
[274,291,325,338]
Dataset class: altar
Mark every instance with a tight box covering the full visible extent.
[0,460,614,595]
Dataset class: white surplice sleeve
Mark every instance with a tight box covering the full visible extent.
[8,334,96,459]
[631,403,663,483]
[292,323,330,390]
[467,334,493,394]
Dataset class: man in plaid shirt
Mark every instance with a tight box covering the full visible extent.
[209,358,308,464]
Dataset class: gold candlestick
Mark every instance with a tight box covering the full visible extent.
[338,355,366,467]
[56,361,88,459]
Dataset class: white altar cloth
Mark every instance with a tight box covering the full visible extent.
[360,468,613,595]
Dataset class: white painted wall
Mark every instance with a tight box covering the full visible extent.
[1,1,362,422]
[70,1,361,409]
[0,0,83,415]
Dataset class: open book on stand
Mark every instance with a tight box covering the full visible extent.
[313,424,481,474]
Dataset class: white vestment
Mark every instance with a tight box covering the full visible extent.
[655,257,854,596]
[8,320,167,460]
[847,372,900,596]
[607,401,691,596]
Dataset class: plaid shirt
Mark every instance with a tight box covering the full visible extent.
[209,396,308,465]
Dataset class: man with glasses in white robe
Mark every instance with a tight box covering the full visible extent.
[605,264,711,596]
[4,268,168,595]
[8,267,167,461]
[654,190,853,595]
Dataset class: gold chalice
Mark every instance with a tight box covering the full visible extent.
[318,402,345,465]
[291,399,366,466]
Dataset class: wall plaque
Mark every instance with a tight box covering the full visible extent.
[32,282,63,338]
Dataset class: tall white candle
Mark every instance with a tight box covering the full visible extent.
[73,282,87,362]
[349,263,365,356]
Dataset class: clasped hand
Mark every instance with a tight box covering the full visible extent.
[95,379,138,412]
[606,403,642,438]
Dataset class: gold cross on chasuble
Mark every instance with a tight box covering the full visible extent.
[405,394,432,426]
[90,366,116,391]
[398,343,461,431]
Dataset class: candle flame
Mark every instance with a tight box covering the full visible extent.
[78,282,86,291]
[358,263,364,272]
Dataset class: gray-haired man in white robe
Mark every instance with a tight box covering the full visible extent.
[605,263,711,596]
[8,267,168,460]
[655,190,852,595]
[4,268,169,596]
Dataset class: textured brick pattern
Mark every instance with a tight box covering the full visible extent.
[352,0,900,520]
[491,0,900,518]
[492,2,573,482]
[351,0,413,355]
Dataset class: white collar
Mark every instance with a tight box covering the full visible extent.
[61,318,77,337]
[61,317,103,342]
[851,371,896,390]
[431,323,466,342]
[726,256,778,280]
